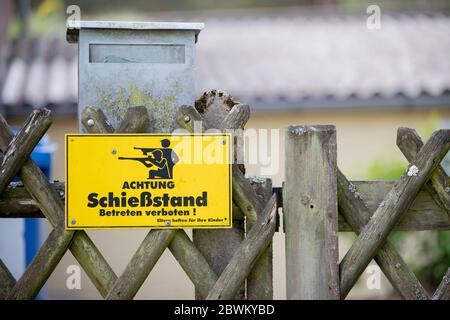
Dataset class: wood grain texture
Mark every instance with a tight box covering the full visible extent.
[2,181,448,231]
[6,222,73,300]
[81,106,114,133]
[0,108,52,194]
[232,166,262,223]
[0,259,16,299]
[432,267,450,300]
[221,103,249,173]
[206,195,277,300]
[106,229,176,300]
[115,106,150,133]
[340,129,450,298]
[0,181,63,218]
[169,230,218,300]
[337,169,429,300]
[177,105,206,133]
[176,100,261,224]
[82,105,150,134]
[338,180,450,231]
[284,125,339,299]
[0,112,117,298]
[193,220,245,299]
[397,127,450,217]
[247,177,273,300]
[220,103,250,130]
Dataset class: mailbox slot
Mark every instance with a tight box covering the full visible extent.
[89,44,186,64]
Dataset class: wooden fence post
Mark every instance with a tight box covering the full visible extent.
[284,125,339,299]
[191,91,247,299]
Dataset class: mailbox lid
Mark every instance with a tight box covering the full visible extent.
[67,20,204,43]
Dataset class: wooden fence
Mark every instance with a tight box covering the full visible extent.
[285,125,450,300]
[0,91,276,300]
[0,90,449,300]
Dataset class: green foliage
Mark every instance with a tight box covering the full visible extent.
[9,0,65,38]
[7,18,21,39]
[420,111,441,140]
[367,157,406,180]
[416,231,450,283]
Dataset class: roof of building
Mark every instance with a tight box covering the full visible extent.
[1,12,449,117]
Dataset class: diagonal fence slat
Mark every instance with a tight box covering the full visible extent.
[232,166,262,224]
[0,111,117,298]
[247,177,274,300]
[6,222,73,300]
[337,169,429,300]
[81,106,115,133]
[339,129,450,298]
[0,259,16,299]
[115,106,150,133]
[0,109,52,194]
[432,267,450,300]
[106,229,176,300]
[106,228,215,300]
[168,230,218,300]
[206,194,277,300]
[21,160,118,297]
[397,127,450,217]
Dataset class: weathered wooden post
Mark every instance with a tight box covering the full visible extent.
[176,92,275,299]
[187,91,247,299]
[284,125,339,299]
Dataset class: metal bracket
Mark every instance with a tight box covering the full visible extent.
[272,187,283,232]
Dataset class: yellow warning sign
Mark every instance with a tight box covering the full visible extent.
[65,134,232,229]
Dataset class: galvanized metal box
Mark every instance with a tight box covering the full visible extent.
[67,21,204,132]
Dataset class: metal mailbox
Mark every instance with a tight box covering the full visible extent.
[67,21,204,132]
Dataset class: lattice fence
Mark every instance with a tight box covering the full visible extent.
[284,124,450,300]
[0,90,449,300]
[0,91,276,300]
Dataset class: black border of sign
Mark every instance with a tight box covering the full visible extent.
[65,133,232,230]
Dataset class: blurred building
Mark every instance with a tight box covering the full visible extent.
[0,8,450,299]
[1,11,450,182]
